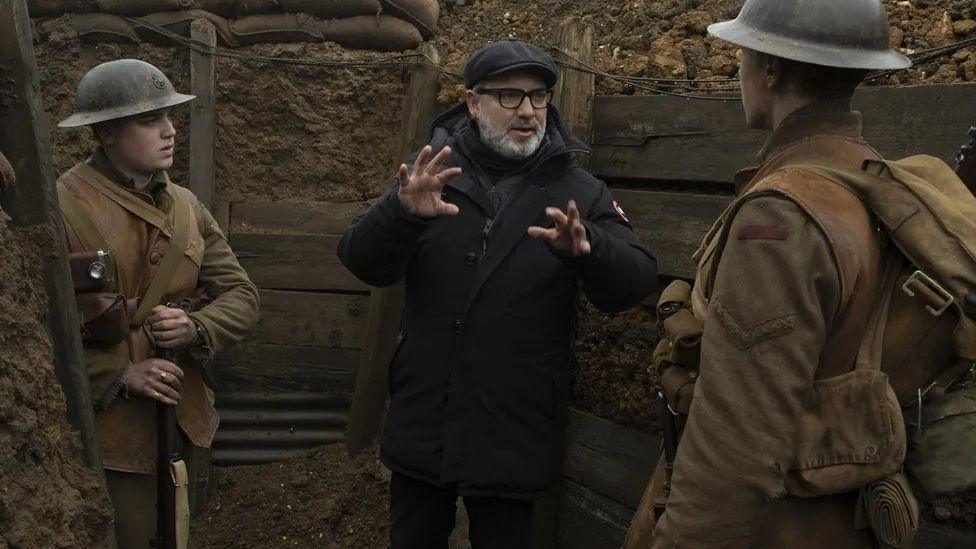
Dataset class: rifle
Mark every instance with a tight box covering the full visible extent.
[153,299,193,549]
[155,343,181,549]
[954,126,976,197]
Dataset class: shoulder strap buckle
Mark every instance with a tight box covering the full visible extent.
[902,270,955,317]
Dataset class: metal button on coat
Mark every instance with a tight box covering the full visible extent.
[149,251,162,265]
[464,252,478,265]
[452,320,463,333]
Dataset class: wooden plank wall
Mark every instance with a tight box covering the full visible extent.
[591,83,976,185]
[212,199,368,464]
[589,83,976,281]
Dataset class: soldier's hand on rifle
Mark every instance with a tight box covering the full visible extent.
[397,145,462,218]
[126,358,185,406]
[528,200,592,257]
[147,305,198,349]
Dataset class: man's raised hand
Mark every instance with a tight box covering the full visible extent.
[397,145,462,218]
[527,200,592,257]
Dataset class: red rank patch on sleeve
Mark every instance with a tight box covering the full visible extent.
[613,200,630,223]
[737,224,789,241]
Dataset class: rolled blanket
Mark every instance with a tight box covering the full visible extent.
[856,472,920,549]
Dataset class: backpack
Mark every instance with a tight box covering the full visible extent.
[794,155,976,502]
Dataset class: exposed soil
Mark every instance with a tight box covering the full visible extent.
[0,220,113,548]
[35,17,410,203]
[192,444,390,548]
[434,0,976,99]
[212,42,408,203]
[572,297,661,433]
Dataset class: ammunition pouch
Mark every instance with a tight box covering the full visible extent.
[654,280,703,416]
[77,292,140,345]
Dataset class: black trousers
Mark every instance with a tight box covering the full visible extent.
[389,472,535,549]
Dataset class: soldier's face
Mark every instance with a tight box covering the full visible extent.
[739,49,773,129]
[466,71,549,159]
[101,108,176,175]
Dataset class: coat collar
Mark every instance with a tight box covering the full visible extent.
[735,104,866,195]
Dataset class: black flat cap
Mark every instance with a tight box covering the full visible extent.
[463,39,558,89]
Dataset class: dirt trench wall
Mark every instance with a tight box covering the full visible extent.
[36,17,409,202]
[0,219,113,548]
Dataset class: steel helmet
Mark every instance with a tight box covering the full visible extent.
[58,59,195,128]
[708,0,912,70]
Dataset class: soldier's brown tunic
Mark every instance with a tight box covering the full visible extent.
[650,106,889,548]
[58,149,259,474]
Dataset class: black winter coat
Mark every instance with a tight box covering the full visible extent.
[338,104,657,498]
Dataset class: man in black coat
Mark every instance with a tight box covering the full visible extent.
[338,39,657,549]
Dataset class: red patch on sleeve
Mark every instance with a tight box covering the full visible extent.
[612,200,630,223]
[737,224,789,241]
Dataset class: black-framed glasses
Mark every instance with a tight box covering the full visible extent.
[476,87,554,110]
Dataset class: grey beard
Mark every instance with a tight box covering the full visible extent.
[475,113,545,160]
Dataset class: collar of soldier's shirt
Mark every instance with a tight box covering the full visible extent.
[734,102,863,194]
[87,147,168,200]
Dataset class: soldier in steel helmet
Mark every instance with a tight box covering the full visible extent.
[624,1,919,547]
[57,59,259,548]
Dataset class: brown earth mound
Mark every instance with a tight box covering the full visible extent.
[0,221,113,548]
[192,444,389,548]
[435,0,976,99]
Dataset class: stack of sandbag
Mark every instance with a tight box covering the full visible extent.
[28,0,439,52]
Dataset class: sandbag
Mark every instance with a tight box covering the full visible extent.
[319,14,421,51]
[381,0,437,38]
[231,12,323,44]
[69,13,141,43]
[27,0,96,17]
[279,0,380,19]
[138,10,239,46]
[192,0,280,17]
[95,0,191,16]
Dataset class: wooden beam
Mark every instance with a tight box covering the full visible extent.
[563,408,659,509]
[613,189,731,279]
[0,0,103,472]
[188,18,217,209]
[553,17,595,155]
[231,200,366,236]
[251,289,368,349]
[345,42,444,455]
[214,343,360,394]
[230,232,369,292]
[557,479,635,549]
[591,83,976,184]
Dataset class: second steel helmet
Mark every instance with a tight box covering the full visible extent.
[58,59,195,128]
[708,0,912,70]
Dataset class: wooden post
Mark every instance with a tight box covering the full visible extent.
[542,17,596,549]
[0,0,103,471]
[345,42,444,456]
[553,17,596,167]
[188,19,217,209]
